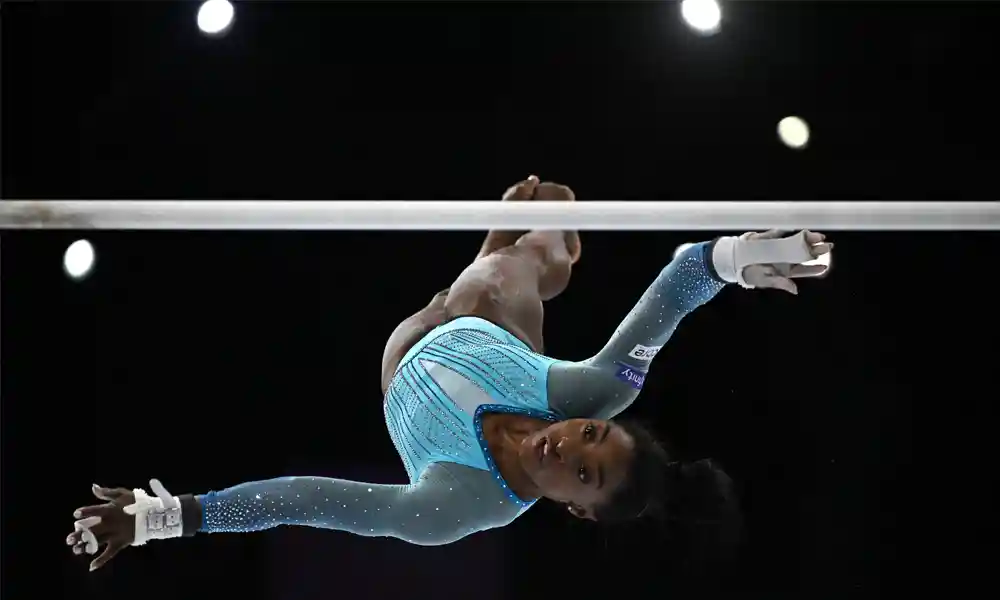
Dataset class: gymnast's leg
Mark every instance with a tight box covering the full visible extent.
[441,230,573,353]
[381,178,580,391]
[381,177,541,390]
[477,177,581,264]
[474,176,537,260]
[443,182,580,353]
[381,287,452,392]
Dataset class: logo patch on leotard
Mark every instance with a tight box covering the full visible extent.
[627,344,662,363]
[614,363,647,389]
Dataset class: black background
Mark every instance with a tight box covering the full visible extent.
[3,2,998,599]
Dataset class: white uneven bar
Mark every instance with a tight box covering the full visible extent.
[0,200,998,230]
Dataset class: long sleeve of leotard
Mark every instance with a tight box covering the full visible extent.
[195,462,518,546]
[547,240,727,419]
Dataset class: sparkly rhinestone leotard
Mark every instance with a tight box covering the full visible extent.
[197,242,726,545]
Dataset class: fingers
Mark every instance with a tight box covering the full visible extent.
[67,530,92,553]
[72,538,93,556]
[91,484,128,502]
[71,486,134,570]
[83,528,99,555]
[809,242,833,257]
[74,515,102,531]
[149,478,178,508]
[72,515,103,555]
[798,230,834,257]
[90,542,124,572]
[788,263,828,278]
[68,530,85,547]
[802,230,825,244]
[767,275,799,295]
[502,175,540,201]
[68,518,101,557]
[73,505,105,519]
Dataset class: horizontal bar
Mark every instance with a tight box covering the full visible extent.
[0,200,997,230]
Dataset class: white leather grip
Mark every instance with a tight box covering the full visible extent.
[736,231,814,268]
[124,479,184,546]
[712,231,815,288]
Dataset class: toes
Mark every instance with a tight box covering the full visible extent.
[534,183,575,201]
[502,175,540,201]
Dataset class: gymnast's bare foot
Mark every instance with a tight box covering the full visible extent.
[531,181,582,265]
[501,175,540,202]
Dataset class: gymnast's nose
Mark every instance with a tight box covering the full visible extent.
[553,438,566,463]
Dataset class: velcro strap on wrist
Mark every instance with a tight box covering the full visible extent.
[124,479,184,546]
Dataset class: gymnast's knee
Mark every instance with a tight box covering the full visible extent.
[515,236,572,301]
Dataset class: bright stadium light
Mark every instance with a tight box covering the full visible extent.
[680,0,722,36]
[778,116,811,150]
[64,239,96,280]
[197,0,235,36]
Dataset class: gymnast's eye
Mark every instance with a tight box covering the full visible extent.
[583,423,596,440]
[578,466,590,484]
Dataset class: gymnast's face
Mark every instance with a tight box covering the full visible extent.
[517,418,635,520]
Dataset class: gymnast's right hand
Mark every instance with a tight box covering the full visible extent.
[66,484,136,571]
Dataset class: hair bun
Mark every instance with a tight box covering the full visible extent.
[668,459,736,520]
[667,458,744,561]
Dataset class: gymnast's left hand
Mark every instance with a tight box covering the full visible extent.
[66,484,136,571]
[740,229,833,295]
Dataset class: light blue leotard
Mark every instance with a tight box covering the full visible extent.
[197,242,727,545]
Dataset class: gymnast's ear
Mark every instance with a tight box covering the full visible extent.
[567,503,595,521]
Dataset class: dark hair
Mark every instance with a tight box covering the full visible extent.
[596,419,744,559]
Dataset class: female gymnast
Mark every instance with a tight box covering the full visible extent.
[67,176,832,571]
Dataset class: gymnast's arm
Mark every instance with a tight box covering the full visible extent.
[182,463,495,546]
[547,240,728,419]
